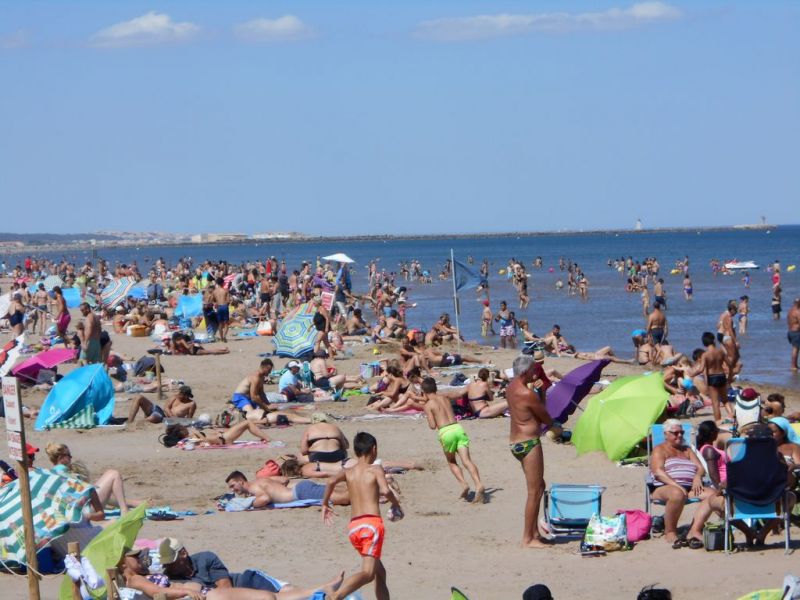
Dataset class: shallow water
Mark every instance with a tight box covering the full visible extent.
[9,226,800,388]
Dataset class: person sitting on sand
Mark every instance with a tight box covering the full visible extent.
[168,331,230,355]
[467,368,508,418]
[366,363,410,409]
[46,443,143,514]
[398,331,435,375]
[425,313,460,346]
[231,358,274,413]
[632,330,654,365]
[369,368,426,413]
[541,324,575,356]
[309,350,363,392]
[160,420,272,448]
[300,421,350,476]
[225,470,351,508]
[346,307,369,335]
[127,385,197,424]
[761,393,800,422]
[421,377,485,503]
[279,361,315,403]
[648,419,714,547]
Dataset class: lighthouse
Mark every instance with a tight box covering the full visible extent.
[635,219,643,231]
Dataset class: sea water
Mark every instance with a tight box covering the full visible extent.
[10,226,799,388]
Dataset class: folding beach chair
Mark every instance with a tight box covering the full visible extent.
[644,423,700,514]
[544,484,605,537]
[723,437,792,554]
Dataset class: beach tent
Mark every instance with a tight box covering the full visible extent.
[572,373,668,461]
[174,294,203,319]
[34,364,115,431]
[0,468,94,564]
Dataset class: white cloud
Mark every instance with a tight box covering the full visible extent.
[90,12,200,48]
[233,15,314,42]
[414,2,682,42]
[0,29,28,49]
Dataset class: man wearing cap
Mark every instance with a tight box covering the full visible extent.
[279,361,314,403]
[507,354,554,549]
[788,297,800,371]
[159,538,342,595]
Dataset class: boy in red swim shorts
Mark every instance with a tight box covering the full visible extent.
[322,431,402,600]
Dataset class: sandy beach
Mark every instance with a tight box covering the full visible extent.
[3,312,799,600]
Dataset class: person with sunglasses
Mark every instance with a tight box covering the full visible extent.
[648,419,713,548]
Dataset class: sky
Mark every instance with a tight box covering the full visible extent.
[0,1,798,236]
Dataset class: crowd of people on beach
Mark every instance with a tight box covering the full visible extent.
[1,249,799,599]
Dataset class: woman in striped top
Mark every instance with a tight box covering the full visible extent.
[649,419,713,547]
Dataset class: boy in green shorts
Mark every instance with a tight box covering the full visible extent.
[421,377,485,503]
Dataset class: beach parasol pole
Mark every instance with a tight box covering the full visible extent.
[450,249,461,354]
[2,377,41,600]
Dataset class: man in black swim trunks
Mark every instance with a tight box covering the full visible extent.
[788,298,800,372]
[646,301,668,346]
[686,332,734,424]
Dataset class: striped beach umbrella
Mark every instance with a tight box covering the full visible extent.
[273,306,316,358]
[99,277,137,309]
[42,275,64,292]
[0,468,94,564]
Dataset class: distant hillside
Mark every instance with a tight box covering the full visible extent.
[0,232,122,244]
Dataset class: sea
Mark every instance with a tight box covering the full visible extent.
[5,226,799,389]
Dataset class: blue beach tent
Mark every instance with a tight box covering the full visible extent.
[34,364,115,431]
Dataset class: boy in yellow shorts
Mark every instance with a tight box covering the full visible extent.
[421,377,485,503]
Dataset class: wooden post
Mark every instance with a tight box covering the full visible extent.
[106,568,121,600]
[155,353,163,402]
[67,542,82,600]
[3,377,40,600]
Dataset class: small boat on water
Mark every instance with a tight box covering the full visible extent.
[724,260,759,270]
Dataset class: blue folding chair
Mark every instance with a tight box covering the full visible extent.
[544,484,605,537]
[645,423,699,514]
[723,437,792,554]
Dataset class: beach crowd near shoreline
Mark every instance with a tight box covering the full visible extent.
[1,250,800,600]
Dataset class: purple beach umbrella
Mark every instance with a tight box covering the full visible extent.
[545,359,610,425]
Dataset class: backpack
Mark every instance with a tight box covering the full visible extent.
[451,394,475,418]
[215,408,240,428]
[616,509,651,542]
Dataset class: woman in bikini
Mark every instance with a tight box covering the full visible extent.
[160,420,272,448]
[169,332,229,355]
[299,422,350,477]
[466,368,508,418]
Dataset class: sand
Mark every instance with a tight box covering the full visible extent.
[3,313,800,599]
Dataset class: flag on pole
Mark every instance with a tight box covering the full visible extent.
[453,260,483,292]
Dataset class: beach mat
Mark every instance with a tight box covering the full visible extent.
[179,440,286,451]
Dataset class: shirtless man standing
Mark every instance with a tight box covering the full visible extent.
[230,358,273,413]
[212,278,231,343]
[33,283,49,334]
[78,302,102,364]
[688,332,734,423]
[480,300,494,336]
[717,300,739,374]
[788,298,800,371]
[506,354,554,549]
[646,302,668,346]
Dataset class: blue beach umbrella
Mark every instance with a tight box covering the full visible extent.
[273,304,316,358]
[175,294,203,319]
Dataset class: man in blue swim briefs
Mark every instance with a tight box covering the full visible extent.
[230,358,274,414]
[506,354,554,549]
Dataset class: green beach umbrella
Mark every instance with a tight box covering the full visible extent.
[572,373,669,461]
[59,503,148,600]
[0,468,94,564]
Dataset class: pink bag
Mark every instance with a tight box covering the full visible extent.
[616,509,651,542]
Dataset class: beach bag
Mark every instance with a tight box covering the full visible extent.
[583,513,627,551]
[256,460,281,479]
[451,395,474,418]
[703,522,733,552]
[215,408,240,428]
[616,509,651,542]
[360,362,380,379]
[257,321,273,336]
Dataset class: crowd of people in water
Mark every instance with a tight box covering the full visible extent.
[1,249,799,599]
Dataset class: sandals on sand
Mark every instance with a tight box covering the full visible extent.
[687,537,704,550]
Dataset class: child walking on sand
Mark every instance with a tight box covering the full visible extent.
[322,432,402,600]
[420,377,485,503]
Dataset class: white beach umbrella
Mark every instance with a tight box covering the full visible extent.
[322,253,355,264]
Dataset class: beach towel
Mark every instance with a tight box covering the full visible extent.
[438,363,494,371]
[350,413,424,421]
[216,493,321,511]
[236,331,259,338]
[103,506,212,520]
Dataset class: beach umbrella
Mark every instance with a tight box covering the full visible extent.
[322,253,355,264]
[99,277,136,309]
[572,373,669,461]
[0,468,95,564]
[546,359,610,425]
[273,307,316,358]
[35,364,115,431]
[58,503,147,600]
[0,334,26,377]
[284,301,316,320]
[12,347,78,384]
[43,275,64,291]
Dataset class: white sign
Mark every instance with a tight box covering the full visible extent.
[6,431,23,462]
[2,377,21,433]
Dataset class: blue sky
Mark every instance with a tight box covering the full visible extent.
[0,1,797,236]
